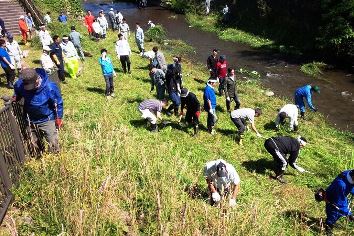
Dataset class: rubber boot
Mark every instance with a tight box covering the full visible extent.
[151,123,158,132]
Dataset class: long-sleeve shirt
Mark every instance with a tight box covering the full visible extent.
[207,55,218,71]
[60,41,78,58]
[39,30,53,46]
[25,16,35,29]
[216,60,227,78]
[18,19,28,32]
[69,31,82,47]
[115,39,131,56]
[326,170,354,214]
[40,53,55,73]
[275,104,299,130]
[6,41,22,57]
[150,69,165,86]
[135,27,144,42]
[295,85,315,110]
[181,92,200,112]
[224,75,237,98]
[268,136,301,169]
[203,83,216,110]
[97,16,108,29]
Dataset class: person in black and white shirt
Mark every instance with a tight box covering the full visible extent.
[204,159,240,207]
[264,136,308,183]
[275,104,299,131]
[138,99,168,132]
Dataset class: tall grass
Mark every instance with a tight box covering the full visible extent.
[0,15,353,236]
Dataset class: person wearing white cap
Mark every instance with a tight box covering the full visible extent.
[135,22,144,53]
[108,8,117,30]
[18,15,28,44]
[119,18,130,40]
[264,136,308,183]
[40,45,59,86]
[60,35,79,79]
[115,11,124,29]
[97,11,109,39]
[275,104,299,131]
[204,159,241,207]
[147,20,155,29]
[39,24,53,47]
[6,34,23,72]
[203,78,218,134]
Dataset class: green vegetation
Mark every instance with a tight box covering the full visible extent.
[145,25,167,44]
[0,7,353,236]
[186,13,273,49]
[33,0,83,16]
[300,62,327,77]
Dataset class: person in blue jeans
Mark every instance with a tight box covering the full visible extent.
[315,170,354,235]
[203,78,217,134]
[99,48,116,99]
[294,84,320,118]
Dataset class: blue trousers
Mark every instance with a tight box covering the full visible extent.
[294,95,306,113]
[325,203,350,226]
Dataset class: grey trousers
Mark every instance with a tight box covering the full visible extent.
[29,120,60,153]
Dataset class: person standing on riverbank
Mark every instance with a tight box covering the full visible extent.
[135,23,144,53]
[207,49,218,79]
[25,12,35,40]
[84,10,95,36]
[58,12,68,24]
[294,85,320,119]
[204,78,218,135]
[99,48,116,99]
[216,55,227,96]
[6,34,23,73]
[18,16,28,45]
[108,8,117,30]
[119,18,130,40]
[69,26,84,61]
[205,0,211,15]
[39,24,53,47]
[224,68,240,112]
[97,11,108,39]
[150,67,166,100]
[275,104,299,131]
[0,38,15,88]
[43,12,51,25]
[115,33,131,73]
[50,35,65,82]
[60,35,79,79]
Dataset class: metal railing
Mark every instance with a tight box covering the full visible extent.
[17,0,44,26]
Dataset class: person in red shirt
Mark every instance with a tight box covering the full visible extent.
[84,10,95,35]
[216,55,227,96]
[18,15,28,44]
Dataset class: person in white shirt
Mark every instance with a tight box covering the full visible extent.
[115,33,131,73]
[97,11,108,39]
[148,20,155,29]
[6,34,23,72]
[43,12,51,25]
[204,159,240,207]
[230,107,262,144]
[92,19,101,40]
[60,35,79,79]
[38,24,53,47]
[119,18,130,40]
[40,45,60,87]
[116,11,124,29]
[275,104,299,131]
[205,0,211,15]
[135,23,144,53]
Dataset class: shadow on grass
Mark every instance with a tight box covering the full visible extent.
[283,210,324,234]
[264,121,276,130]
[242,158,274,175]
[32,59,41,64]
[185,183,209,200]
[217,128,235,136]
[136,77,151,83]
[136,65,150,70]
[127,98,143,104]
[87,87,105,94]
[130,119,147,129]
[215,104,225,112]
[194,78,206,84]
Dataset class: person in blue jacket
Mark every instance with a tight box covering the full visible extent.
[99,48,116,99]
[58,12,68,23]
[315,170,354,235]
[203,78,217,135]
[294,85,320,118]
[13,68,63,153]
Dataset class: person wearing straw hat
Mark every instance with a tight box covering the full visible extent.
[204,159,241,207]
[13,68,63,153]
[203,78,218,135]
[179,87,200,136]
[294,84,320,119]
[264,136,308,183]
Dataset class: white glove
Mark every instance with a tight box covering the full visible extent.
[212,192,221,203]
[296,166,305,173]
[229,198,237,207]
[256,133,262,138]
[9,64,15,70]
[226,97,230,101]
[209,109,213,114]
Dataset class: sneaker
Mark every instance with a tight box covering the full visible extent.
[110,93,115,97]
[210,129,217,135]
[106,95,112,100]
[276,175,287,184]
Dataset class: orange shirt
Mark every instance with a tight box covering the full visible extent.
[19,19,28,32]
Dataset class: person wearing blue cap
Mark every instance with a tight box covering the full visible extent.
[294,84,320,118]
[315,170,354,235]
[204,159,240,207]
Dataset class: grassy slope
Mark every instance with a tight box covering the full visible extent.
[0,17,353,236]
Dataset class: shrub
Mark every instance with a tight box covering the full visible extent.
[300,62,327,77]
[145,25,167,44]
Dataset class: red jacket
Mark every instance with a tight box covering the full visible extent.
[217,60,228,78]
[19,19,28,32]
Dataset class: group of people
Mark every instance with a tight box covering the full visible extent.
[0,6,352,235]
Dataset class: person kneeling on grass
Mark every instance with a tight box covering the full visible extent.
[204,159,240,207]
[179,88,200,136]
[264,136,308,184]
[99,48,116,99]
[138,99,168,132]
[230,107,262,145]
[275,104,299,131]
[315,170,354,235]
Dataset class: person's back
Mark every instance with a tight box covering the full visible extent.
[139,99,161,113]
[203,84,216,110]
[271,136,299,155]
[326,170,354,210]
[295,85,311,97]
[69,31,81,47]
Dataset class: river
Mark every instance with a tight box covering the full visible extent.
[83,0,354,133]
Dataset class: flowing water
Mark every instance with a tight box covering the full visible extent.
[84,0,354,132]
